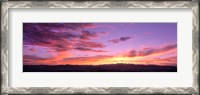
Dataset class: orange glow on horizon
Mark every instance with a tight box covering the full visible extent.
[24,44,177,66]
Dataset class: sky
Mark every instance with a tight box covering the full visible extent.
[23,23,177,66]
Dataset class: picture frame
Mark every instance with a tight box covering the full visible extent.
[1,1,199,95]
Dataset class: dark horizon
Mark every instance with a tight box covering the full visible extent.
[23,63,177,72]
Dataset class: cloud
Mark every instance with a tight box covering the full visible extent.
[108,36,132,44]
[127,44,177,57]
[156,44,177,52]
[29,48,35,52]
[92,50,107,52]
[75,41,105,48]
[79,30,98,40]
[75,47,92,51]
[128,50,137,57]
[138,48,155,56]
[24,54,112,65]
[23,24,77,52]
[23,43,177,66]
[74,40,107,52]
[23,55,51,65]
[23,51,72,65]
[74,46,107,52]
[79,31,108,41]
[120,37,131,41]
[24,55,48,60]
[23,45,56,58]
[108,39,120,43]
[24,23,95,31]
[23,23,106,52]
[23,23,109,65]
[134,56,177,66]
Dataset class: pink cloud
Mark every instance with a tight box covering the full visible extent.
[134,56,177,66]
[126,43,177,57]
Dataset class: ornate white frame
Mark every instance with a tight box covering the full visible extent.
[1,1,199,95]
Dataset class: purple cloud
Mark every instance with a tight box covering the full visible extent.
[23,23,106,52]
[127,44,177,57]
[108,36,132,44]
[120,37,131,41]
[79,30,98,40]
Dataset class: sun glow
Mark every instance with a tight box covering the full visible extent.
[109,56,138,64]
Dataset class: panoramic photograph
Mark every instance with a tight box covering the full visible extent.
[23,23,177,72]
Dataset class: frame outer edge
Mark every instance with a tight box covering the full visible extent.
[1,1,9,94]
[0,1,199,95]
[192,1,199,94]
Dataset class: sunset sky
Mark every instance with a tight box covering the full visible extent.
[23,23,177,66]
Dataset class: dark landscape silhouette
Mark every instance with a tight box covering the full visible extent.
[23,63,177,72]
